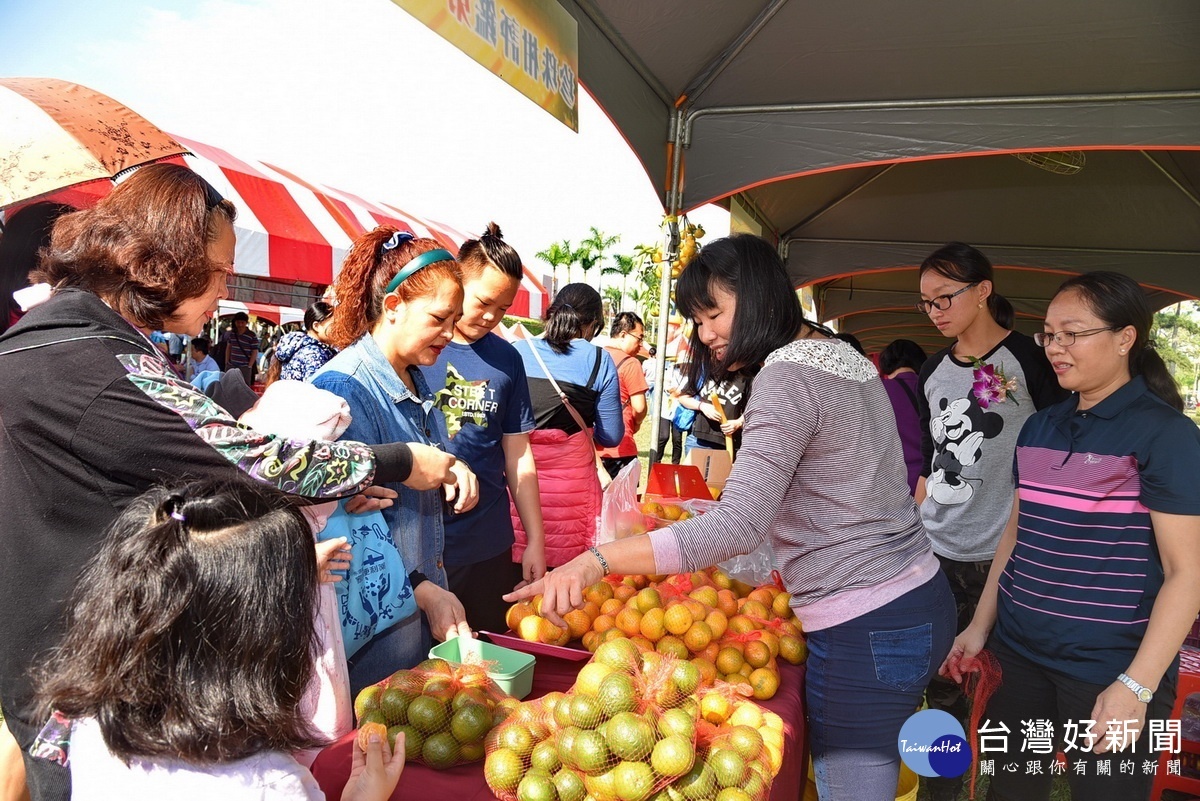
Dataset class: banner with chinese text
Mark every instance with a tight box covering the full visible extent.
[393,0,579,130]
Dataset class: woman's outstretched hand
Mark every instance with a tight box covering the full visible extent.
[503,550,604,628]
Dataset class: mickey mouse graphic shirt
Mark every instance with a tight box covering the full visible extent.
[917,331,1065,560]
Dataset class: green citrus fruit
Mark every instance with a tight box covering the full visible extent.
[379,687,414,725]
[725,726,763,761]
[497,722,536,758]
[596,673,639,717]
[555,766,587,801]
[493,697,521,726]
[406,695,450,734]
[614,760,655,801]
[357,709,388,729]
[650,735,694,777]
[584,765,620,801]
[484,747,526,794]
[571,728,612,774]
[415,657,455,676]
[656,708,695,741]
[675,761,717,800]
[569,694,605,729]
[386,669,417,691]
[670,661,701,697]
[604,712,655,761]
[707,749,747,789]
[715,789,752,801]
[460,740,486,762]
[422,731,462,769]
[423,676,458,703]
[353,685,383,722]
[450,703,493,744]
[452,687,493,712]
[531,738,563,773]
[594,638,642,672]
[518,770,559,801]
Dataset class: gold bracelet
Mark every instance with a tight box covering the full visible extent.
[588,546,610,576]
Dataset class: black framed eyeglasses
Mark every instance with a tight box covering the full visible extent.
[1034,327,1121,348]
[915,282,978,314]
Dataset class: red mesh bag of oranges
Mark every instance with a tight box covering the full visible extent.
[352,656,518,769]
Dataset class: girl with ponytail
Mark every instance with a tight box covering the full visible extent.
[942,271,1200,801]
[313,227,480,690]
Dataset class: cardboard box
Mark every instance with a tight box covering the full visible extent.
[683,448,733,490]
[644,464,711,500]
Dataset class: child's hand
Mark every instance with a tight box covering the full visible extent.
[342,730,405,801]
[345,485,398,515]
[315,538,351,584]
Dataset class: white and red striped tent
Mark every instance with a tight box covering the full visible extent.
[9,135,548,320]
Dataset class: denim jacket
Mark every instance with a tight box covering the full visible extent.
[312,334,450,678]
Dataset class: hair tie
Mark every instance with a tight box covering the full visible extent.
[380,230,414,254]
[170,510,186,522]
[558,302,575,311]
[1145,338,1158,350]
[385,249,455,293]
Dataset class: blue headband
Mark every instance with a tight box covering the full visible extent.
[385,248,455,293]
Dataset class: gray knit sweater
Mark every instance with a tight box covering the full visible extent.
[649,338,936,630]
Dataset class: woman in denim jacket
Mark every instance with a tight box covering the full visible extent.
[314,227,480,692]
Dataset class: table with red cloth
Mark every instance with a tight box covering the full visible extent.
[312,655,808,801]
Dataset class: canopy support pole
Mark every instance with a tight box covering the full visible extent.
[1141,150,1200,213]
[647,108,687,469]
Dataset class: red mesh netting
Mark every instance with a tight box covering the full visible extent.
[945,648,1003,799]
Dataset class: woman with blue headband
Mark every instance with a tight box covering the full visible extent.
[314,226,481,691]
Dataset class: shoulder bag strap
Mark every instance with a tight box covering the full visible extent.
[527,340,592,437]
[896,376,921,414]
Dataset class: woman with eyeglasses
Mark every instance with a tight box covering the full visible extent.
[914,242,1066,800]
[313,227,481,691]
[941,271,1200,801]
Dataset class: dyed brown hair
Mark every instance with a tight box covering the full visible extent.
[326,226,462,349]
[34,163,237,330]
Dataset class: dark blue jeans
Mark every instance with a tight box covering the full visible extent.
[806,571,956,801]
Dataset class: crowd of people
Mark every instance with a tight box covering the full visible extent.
[1,163,1198,801]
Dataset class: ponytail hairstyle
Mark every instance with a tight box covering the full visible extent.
[458,222,523,281]
[303,300,334,333]
[919,242,1011,330]
[1053,271,1183,412]
[36,478,322,763]
[326,226,462,349]
[543,283,603,354]
[675,234,817,392]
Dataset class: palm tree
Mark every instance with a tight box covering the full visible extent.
[578,227,620,289]
[534,240,576,293]
[601,286,624,317]
[602,253,638,310]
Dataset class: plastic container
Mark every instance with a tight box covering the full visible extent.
[428,637,536,699]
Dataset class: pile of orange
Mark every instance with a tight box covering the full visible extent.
[506,567,807,700]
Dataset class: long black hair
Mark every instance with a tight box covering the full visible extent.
[1054,271,1183,412]
[37,478,323,763]
[920,242,1012,329]
[879,339,928,374]
[675,234,821,391]
[543,283,603,354]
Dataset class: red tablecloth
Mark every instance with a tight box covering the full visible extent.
[311,655,807,801]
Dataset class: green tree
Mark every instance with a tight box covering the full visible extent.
[535,240,577,291]
[578,227,620,289]
[601,286,624,317]
[602,253,638,310]
[1153,303,1200,399]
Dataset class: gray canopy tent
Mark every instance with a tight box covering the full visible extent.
[557,0,1200,360]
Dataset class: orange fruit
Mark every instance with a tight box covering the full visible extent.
[356,721,389,752]
[709,567,732,589]
[746,587,775,608]
[614,584,636,602]
[682,598,709,622]
[664,603,693,636]
[691,656,718,687]
[615,606,644,637]
[564,609,593,640]
[629,635,655,653]
[638,607,665,641]
[592,614,617,634]
[699,692,731,725]
[689,586,720,608]
[639,500,665,518]
[634,587,662,613]
[582,631,601,652]
[704,610,729,640]
[574,661,615,696]
[584,581,615,606]
[743,640,771,669]
[517,614,544,642]
[600,598,625,617]
[779,635,807,665]
[582,600,602,621]
[738,600,770,621]
[715,590,739,617]
[659,504,683,521]
[748,667,779,700]
[757,631,781,660]
[600,627,627,644]
[737,661,754,678]
[698,640,721,664]
[726,615,757,635]
[484,747,524,794]
[725,674,753,693]
[682,620,713,653]
[714,646,744,676]
[656,635,688,660]
[729,578,755,598]
[505,600,535,632]
[771,591,792,619]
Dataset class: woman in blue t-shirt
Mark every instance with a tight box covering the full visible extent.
[420,223,547,634]
[943,272,1200,801]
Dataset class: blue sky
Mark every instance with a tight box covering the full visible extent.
[0,0,725,273]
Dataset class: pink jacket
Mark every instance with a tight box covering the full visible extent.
[511,427,602,567]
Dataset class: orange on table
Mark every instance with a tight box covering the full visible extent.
[613,584,637,602]
[771,591,793,618]
[634,587,663,613]
[615,606,643,637]
[714,646,745,676]
[600,598,624,616]
[748,668,780,701]
[779,635,808,665]
[743,640,771,669]
[705,609,729,640]
[738,599,771,621]
[757,631,780,660]
[638,606,666,641]
[683,620,713,653]
[505,600,535,632]
[584,581,614,606]
[581,600,601,621]
[726,615,757,636]
[681,598,709,622]
[691,656,718,687]
[715,590,739,617]
[656,635,688,660]
[689,585,720,608]
[664,603,694,636]
[592,613,617,634]
[563,609,593,640]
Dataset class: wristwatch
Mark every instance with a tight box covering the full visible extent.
[1117,672,1154,703]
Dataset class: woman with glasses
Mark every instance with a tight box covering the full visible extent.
[313,227,480,690]
[914,242,1065,800]
[942,271,1200,801]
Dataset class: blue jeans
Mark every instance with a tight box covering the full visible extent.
[806,571,956,801]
